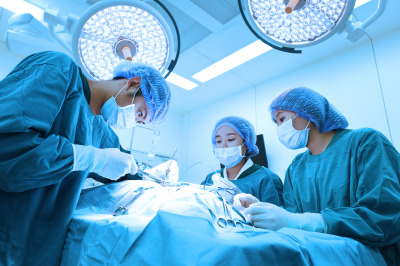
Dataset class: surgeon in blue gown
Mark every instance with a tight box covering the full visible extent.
[235,87,400,266]
[0,51,171,266]
[201,116,283,206]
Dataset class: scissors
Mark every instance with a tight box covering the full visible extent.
[225,198,254,228]
[113,187,146,216]
[212,192,250,229]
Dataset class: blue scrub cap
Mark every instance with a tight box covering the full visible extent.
[113,61,171,125]
[211,116,259,157]
[269,87,349,133]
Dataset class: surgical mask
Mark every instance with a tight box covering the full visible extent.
[214,142,245,168]
[277,115,310,150]
[101,83,139,129]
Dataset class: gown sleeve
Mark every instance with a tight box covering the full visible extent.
[321,132,400,247]
[268,170,284,206]
[283,167,301,213]
[0,58,75,192]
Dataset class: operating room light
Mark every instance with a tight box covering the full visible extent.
[249,0,347,45]
[192,40,272,83]
[166,73,198,91]
[239,0,387,53]
[41,0,179,80]
[78,6,170,80]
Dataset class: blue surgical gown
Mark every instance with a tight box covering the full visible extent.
[283,128,400,266]
[201,164,283,206]
[0,51,125,265]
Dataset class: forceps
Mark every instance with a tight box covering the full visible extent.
[163,148,177,187]
[113,187,146,216]
[212,192,248,229]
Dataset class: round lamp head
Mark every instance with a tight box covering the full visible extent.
[240,0,356,50]
[72,0,174,80]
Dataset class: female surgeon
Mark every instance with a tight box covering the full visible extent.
[0,51,171,266]
[201,116,283,206]
[234,87,400,265]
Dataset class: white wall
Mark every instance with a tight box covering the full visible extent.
[0,47,24,79]
[184,30,399,183]
[372,29,400,150]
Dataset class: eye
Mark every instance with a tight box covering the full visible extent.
[280,117,285,122]
[138,111,143,117]
[216,140,221,144]
[228,138,235,141]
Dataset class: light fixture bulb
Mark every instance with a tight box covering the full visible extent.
[248,0,348,46]
[77,5,170,80]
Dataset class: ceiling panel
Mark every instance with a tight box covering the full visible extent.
[190,0,239,25]
[157,0,212,53]
[168,70,254,111]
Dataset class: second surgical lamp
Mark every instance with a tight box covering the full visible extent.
[239,0,388,53]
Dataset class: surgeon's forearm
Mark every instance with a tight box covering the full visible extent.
[0,134,74,192]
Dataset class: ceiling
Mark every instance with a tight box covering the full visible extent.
[1,0,399,114]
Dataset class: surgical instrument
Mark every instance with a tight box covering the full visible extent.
[137,169,164,184]
[113,187,146,216]
[211,191,253,229]
[163,148,177,187]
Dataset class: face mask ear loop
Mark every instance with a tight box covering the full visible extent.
[305,120,311,130]
[240,141,246,157]
[131,88,140,104]
[115,82,128,99]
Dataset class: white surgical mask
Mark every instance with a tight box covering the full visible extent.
[101,83,139,129]
[214,142,245,168]
[277,115,310,150]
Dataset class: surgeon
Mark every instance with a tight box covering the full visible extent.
[234,87,400,265]
[201,116,283,206]
[0,51,171,266]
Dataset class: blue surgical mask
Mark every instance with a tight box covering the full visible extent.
[214,142,245,168]
[277,115,310,150]
[101,83,139,129]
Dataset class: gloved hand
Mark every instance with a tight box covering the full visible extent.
[144,160,179,182]
[244,202,327,233]
[233,193,260,212]
[212,174,241,204]
[72,144,138,180]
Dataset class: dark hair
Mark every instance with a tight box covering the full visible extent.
[112,77,126,80]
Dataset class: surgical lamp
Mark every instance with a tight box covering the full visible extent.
[238,0,387,53]
[43,0,180,79]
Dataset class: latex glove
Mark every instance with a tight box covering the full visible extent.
[212,174,241,204]
[144,160,179,182]
[244,202,327,233]
[72,144,138,180]
[233,193,260,212]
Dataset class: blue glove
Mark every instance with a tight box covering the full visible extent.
[72,144,138,180]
